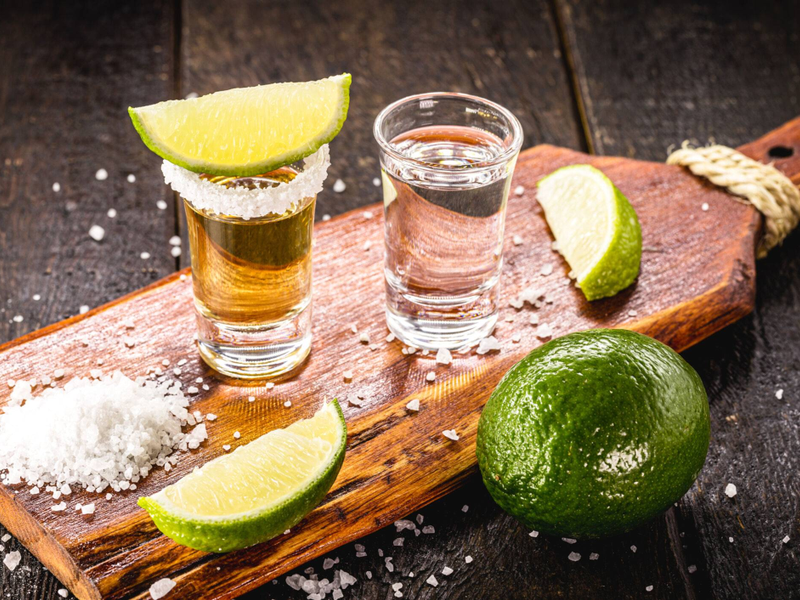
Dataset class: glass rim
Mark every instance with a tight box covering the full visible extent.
[373,91,524,173]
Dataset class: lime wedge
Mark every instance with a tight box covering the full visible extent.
[138,400,346,552]
[536,165,642,301]
[129,74,351,176]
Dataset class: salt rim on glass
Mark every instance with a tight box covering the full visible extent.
[161,144,331,220]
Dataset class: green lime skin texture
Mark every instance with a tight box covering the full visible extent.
[476,329,709,539]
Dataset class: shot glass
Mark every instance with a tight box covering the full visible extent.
[374,92,523,350]
[164,148,329,379]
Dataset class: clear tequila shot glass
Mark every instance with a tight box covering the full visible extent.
[163,146,330,379]
[374,93,523,350]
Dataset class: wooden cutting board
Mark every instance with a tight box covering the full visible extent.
[0,117,798,600]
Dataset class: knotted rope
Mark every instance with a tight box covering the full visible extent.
[666,142,800,258]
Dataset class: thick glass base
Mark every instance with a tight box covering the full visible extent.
[195,306,312,379]
[385,281,499,351]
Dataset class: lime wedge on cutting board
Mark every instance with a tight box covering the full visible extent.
[138,400,346,553]
[129,74,351,176]
[536,165,642,301]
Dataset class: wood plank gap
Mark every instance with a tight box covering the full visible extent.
[550,0,595,154]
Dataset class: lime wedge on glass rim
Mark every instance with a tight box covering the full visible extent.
[138,400,346,553]
[536,164,642,301]
[129,73,351,176]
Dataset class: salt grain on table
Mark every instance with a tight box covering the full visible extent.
[724,483,737,498]
[442,429,459,441]
[568,552,581,562]
[3,551,21,572]
[89,225,105,242]
[148,577,176,600]
[406,399,420,412]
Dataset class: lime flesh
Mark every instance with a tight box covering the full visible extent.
[477,329,709,538]
[138,400,346,552]
[536,164,641,301]
[129,74,351,176]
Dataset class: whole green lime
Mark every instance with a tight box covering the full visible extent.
[476,329,709,538]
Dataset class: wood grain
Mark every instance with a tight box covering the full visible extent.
[3,113,798,598]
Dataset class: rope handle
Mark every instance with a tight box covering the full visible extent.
[667,142,800,258]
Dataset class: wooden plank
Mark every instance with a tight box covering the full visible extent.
[4,112,798,597]
[0,1,178,599]
[557,1,800,598]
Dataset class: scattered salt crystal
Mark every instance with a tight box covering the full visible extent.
[630,545,637,553]
[724,483,737,498]
[512,333,522,343]
[323,558,336,570]
[426,372,436,382]
[422,525,435,534]
[589,552,599,560]
[386,333,396,343]
[339,570,357,588]
[89,225,105,242]
[509,298,524,309]
[513,235,524,246]
[106,493,112,500]
[284,400,292,408]
[729,536,734,543]
[540,263,553,276]
[435,348,452,365]
[140,252,151,260]
[333,179,346,193]
[568,552,581,562]
[33,294,41,301]
[1,534,10,543]
[362,210,374,219]
[514,185,525,196]
[171,246,182,258]
[148,577,176,599]
[343,370,353,382]
[247,395,255,402]
[373,177,381,187]
[206,413,217,421]
[406,399,420,412]
[58,589,68,598]
[95,168,108,181]
[628,309,638,317]
[465,555,473,563]
[322,214,331,221]
[127,174,136,183]
[701,203,709,211]
[441,566,453,576]
[442,429,459,441]
[426,575,439,587]
[233,431,241,439]
[366,571,372,579]
[266,382,275,389]
[562,538,577,544]
[156,200,168,210]
[476,336,501,355]
[782,535,790,544]
[52,182,61,192]
[392,582,403,591]
[646,585,654,592]
[223,445,231,452]
[359,332,370,344]
[107,208,117,218]
[3,551,21,572]
[393,538,404,546]
[81,503,95,515]
[51,502,67,512]
[30,487,39,495]
[536,323,553,339]
[529,530,539,538]
[776,389,784,400]
[462,504,469,512]
[187,386,199,394]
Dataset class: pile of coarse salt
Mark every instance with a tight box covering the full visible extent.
[0,371,207,495]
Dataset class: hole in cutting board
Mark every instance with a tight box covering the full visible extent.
[768,145,793,158]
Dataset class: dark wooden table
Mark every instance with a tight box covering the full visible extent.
[1,1,799,598]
